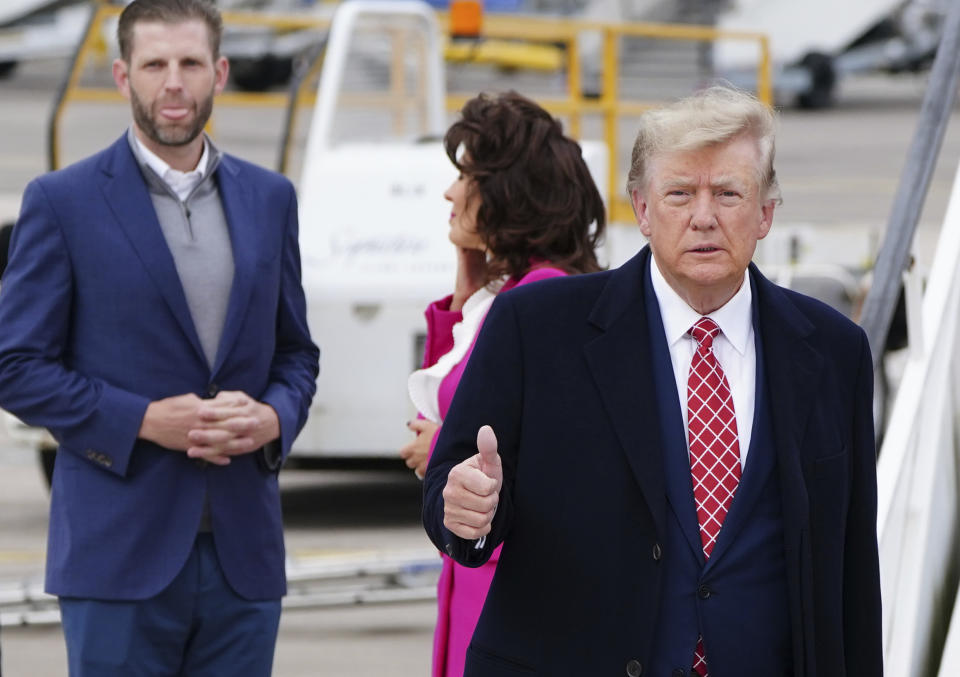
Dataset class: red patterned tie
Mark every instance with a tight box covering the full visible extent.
[687,317,741,677]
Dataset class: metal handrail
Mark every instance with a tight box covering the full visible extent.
[858,0,960,367]
[0,549,441,627]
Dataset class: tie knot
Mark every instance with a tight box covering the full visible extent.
[689,317,720,349]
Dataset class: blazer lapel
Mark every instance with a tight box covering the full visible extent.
[98,136,206,365]
[583,248,667,539]
[210,156,257,376]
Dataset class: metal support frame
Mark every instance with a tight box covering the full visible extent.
[859,0,960,367]
[0,550,441,627]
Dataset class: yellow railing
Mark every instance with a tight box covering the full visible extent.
[51,1,770,224]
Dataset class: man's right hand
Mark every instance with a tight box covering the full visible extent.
[442,425,503,540]
[138,393,205,454]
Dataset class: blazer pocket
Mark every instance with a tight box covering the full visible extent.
[813,446,848,465]
[465,644,536,676]
[811,445,850,527]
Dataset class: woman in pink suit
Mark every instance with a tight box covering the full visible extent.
[401,91,607,677]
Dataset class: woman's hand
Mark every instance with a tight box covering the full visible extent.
[451,247,487,312]
[400,419,440,479]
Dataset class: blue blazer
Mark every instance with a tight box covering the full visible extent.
[423,247,882,676]
[0,135,319,601]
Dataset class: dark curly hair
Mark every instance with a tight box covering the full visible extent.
[444,91,606,281]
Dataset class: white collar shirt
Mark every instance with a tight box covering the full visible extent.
[650,256,756,469]
[133,132,210,203]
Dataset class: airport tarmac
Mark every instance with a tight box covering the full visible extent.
[1,51,960,675]
[0,424,438,676]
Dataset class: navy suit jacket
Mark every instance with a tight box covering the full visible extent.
[423,247,882,676]
[0,135,319,601]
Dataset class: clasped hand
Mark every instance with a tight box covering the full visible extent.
[442,425,503,540]
[139,391,280,466]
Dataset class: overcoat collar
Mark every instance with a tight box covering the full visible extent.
[584,247,667,539]
[750,262,822,543]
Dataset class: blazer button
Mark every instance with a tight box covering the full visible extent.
[672,669,688,677]
[85,449,96,460]
[205,383,219,398]
[697,584,712,600]
[652,543,662,561]
[625,659,643,676]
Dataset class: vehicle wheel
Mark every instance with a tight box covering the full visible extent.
[1,221,13,276]
[796,51,836,110]
[230,56,293,92]
[38,446,57,487]
[0,61,17,79]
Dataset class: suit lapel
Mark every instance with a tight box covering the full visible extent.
[98,136,206,365]
[210,157,258,376]
[705,288,776,567]
[641,260,707,564]
[583,248,667,539]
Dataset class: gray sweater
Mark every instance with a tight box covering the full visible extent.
[128,132,234,369]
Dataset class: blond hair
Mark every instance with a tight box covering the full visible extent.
[626,86,782,204]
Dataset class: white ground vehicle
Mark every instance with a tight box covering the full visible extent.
[290,0,608,466]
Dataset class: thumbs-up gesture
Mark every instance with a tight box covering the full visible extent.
[442,425,504,540]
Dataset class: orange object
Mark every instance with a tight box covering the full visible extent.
[450,0,482,39]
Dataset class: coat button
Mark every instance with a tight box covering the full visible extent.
[625,659,643,676]
[697,584,712,599]
[672,669,687,677]
[652,543,662,561]
[205,383,219,398]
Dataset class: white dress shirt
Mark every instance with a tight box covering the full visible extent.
[132,132,209,202]
[649,258,756,469]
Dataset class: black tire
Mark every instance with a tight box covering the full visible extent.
[38,446,57,488]
[796,51,836,110]
[0,222,13,277]
[230,56,293,92]
[0,61,17,79]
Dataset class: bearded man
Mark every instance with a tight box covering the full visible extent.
[0,1,319,674]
